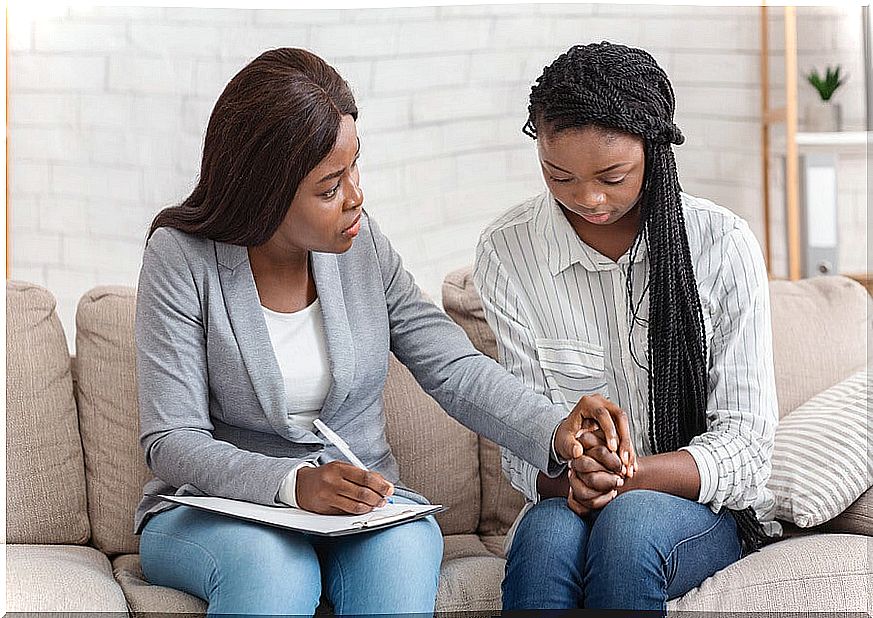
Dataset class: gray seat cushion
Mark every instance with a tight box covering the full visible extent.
[6,544,128,613]
[669,534,872,612]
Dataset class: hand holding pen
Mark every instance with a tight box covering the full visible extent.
[295,420,395,515]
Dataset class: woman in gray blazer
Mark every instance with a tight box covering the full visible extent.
[134,48,622,616]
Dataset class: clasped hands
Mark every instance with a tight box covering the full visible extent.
[296,393,636,517]
[553,394,638,517]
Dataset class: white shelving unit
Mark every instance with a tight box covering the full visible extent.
[795,131,870,150]
[761,7,870,281]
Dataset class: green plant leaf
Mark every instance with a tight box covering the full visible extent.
[806,65,845,101]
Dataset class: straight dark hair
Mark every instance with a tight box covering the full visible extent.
[524,42,769,554]
[148,48,358,245]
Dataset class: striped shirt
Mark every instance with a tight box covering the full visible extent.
[473,191,780,530]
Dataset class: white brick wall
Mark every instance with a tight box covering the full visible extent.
[9,4,867,349]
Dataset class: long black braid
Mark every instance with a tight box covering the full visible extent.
[523,42,768,554]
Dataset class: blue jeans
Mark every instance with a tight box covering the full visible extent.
[140,496,443,616]
[502,490,742,612]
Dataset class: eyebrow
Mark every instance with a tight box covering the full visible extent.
[317,138,362,185]
[543,159,633,176]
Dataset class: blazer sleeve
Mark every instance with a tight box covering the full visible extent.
[136,228,304,506]
[366,214,567,476]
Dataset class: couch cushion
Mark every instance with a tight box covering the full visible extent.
[113,535,507,615]
[6,281,89,545]
[383,354,481,535]
[113,553,207,617]
[669,534,871,612]
[479,534,508,558]
[75,285,151,556]
[769,276,868,417]
[442,268,498,360]
[6,544,128,612]
[438,535,505,612]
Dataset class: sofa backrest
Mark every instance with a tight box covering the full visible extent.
[382,354,481,535]
[6,281,90,545]
[71,286,482,555]
[75,286,151,556]
[442,266,871,535]
[768,276,869,417]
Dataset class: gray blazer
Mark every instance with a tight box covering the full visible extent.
[134,212,566,533]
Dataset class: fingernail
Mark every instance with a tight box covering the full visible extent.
[622,451,629,465]
[574,445,583,458]
[575,429,585,438]
[612,490,618,497]
[616,478,624,487]
[608,438,618,451]
[621,465,627,475]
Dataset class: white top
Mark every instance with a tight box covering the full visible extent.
[473,191,779,533]
[262,298,331,432]
[263,299,330,508]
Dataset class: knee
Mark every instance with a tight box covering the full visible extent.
[214,524,321,596]
[383,516,444,566]
[509,498,590,563]
[593,490,670,545]
[330,516,442,614]
[586,490,674,576]
[224,522,301,569]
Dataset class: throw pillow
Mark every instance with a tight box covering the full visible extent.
[767,369,871,527]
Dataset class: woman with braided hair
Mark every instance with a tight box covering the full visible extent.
[473,42,779,610]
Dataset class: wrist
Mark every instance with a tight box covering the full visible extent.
[282,462,317,508]
[537,470,570,499]
[550,420,568,464]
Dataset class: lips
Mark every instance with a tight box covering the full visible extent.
[579,211,610,224]
[342,214,362,237]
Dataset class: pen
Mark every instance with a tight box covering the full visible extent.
[313,419,393,503]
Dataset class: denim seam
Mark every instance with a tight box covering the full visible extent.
[661,511,729,589]
[140,528,222,608]
[324,544,346,614]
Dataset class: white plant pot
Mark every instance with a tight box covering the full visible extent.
[803,102,843,132]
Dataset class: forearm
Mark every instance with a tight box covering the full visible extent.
[145,430,301,505]
[617,451,701,501]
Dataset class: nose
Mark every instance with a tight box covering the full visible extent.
[345,176,364,210]
[574,187,606,209]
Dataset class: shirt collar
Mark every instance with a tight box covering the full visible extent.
[534,191,648,275]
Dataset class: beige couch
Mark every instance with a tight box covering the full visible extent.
[6,269,871,615]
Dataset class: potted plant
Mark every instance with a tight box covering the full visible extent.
[804,65,846,132]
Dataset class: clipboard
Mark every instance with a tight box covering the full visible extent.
[151,493,445,537]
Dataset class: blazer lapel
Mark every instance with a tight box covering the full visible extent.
[215,241,320,445]
[311,251,355,425]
